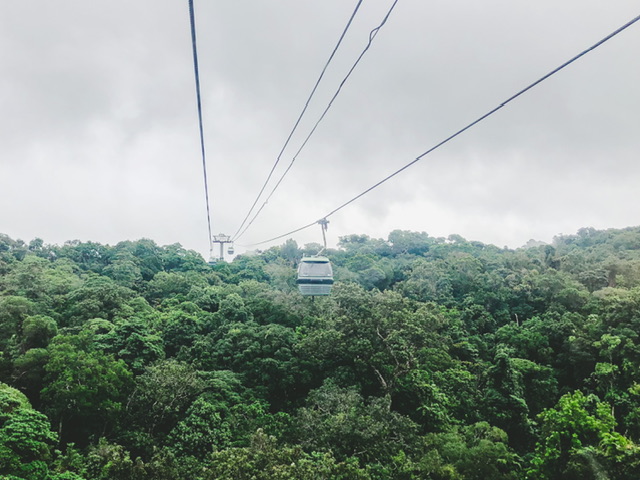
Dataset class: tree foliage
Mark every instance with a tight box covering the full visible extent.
[1,226,640,478]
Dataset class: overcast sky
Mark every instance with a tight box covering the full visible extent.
[1,1,639,259]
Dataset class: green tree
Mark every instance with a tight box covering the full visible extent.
[204,429,371,480]
[388,230,433,256]
[528,390,640,479]
[300,284,451,399]
[80,438,143,480]
[292,381,418,465]
[0,383,61,480]
[125,360,205,447]
[41,339,133,444]
[144,271,207,305]
[417,422,520,480]
[0,297,34,355]
[197,321,306,408]
[20,315,57,352]
[481,345,533,451]
[102,259,143,289]
[159,301,210,358]
[93,317,163,373]
[62,276,136,327]
[11,348,49,405]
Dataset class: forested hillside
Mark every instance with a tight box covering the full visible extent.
[2,226,640,479]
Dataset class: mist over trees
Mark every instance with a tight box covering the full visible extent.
[2,226,640,479]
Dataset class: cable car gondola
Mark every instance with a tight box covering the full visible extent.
[297,255,333,296]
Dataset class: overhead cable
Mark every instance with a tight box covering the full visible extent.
[233,0,400,243]
[188,0,213,253]
[242,12,640,248]
[237,220,320,248]
[231,0,365,241]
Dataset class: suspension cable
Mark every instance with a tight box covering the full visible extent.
[188,0,214,254]
[230,0,365,241]
[241,13,640,248]
[233,0,400,243]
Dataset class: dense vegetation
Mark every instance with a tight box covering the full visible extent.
[2,226,640,479]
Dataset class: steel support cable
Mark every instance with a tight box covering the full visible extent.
[230,0,365,241]
[233,0,400,243]
[241,13,640,248]
[188,0,214,253]
[236,220,319,248]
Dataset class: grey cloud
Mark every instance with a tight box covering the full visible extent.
[1,0,638,256]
